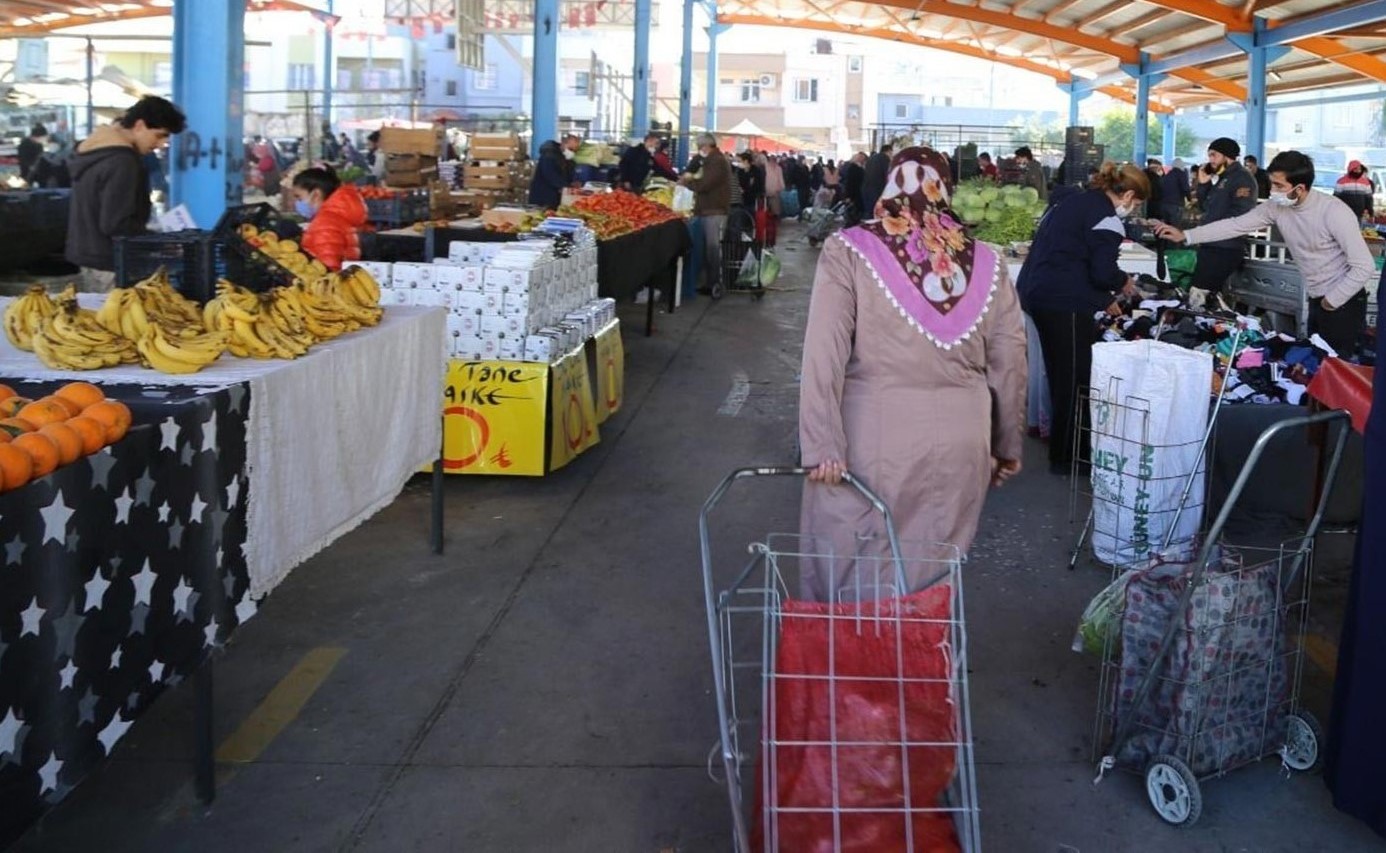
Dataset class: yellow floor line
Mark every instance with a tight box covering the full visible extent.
[1302,633,1339,680]
[216,647,347,764]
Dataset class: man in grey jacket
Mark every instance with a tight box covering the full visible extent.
[680,134,732,294]
[1156,150,1373,356]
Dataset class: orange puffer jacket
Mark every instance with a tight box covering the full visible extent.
[301,184,367,271]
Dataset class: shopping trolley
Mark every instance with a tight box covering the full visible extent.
[698,467,981,852]
[1088,410,1353,826]
[719,207,766,301]
[805,202,848,248]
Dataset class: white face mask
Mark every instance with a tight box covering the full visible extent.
[1269,190,1295,207]
[1113,204,1132,219]
[562,148,575,161]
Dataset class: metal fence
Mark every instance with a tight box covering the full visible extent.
[869,123,1067,163]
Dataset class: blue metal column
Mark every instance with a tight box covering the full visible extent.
[632,0,652,135]
[1132,65,1151,164]
[1245,20,1270,162]
[1160,114,1176,162]
[678,0,694,166]
[322,0,334,128]
[705,20,726,133]
[1060,82,1090,127]
[170,0,245,228]
[84,37,94,135]
[531,0,560,157]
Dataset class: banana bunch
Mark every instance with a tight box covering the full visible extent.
[31,294,140,370]
[300,268,383,329]
[134,323,228,374]
[204,280,313,359]
[238,225,329,280]
[4,285,60,351]
[96,270,207,343]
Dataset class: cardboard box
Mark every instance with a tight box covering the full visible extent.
[391,262,435,289]
[431,265,470,292]
[380,127,444,156]
[523,334,559,364]
[481,206,531,231]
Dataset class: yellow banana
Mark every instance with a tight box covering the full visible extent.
[232,318,274,358]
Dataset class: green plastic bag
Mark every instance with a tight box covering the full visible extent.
[1072,570,1137,656]
[1165,248,1197,290]
[736,250,759,286]
[758,250,782,286]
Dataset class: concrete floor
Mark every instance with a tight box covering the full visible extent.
[13,222,1382,852]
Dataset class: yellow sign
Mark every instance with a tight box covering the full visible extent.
[549,348,600,471]
[442,360,548,476]
[592,321,624,425]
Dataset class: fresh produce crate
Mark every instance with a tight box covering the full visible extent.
[362,188,430,225]
[380,126,444,156]
[213,204,309,291]
[112,230,232,303]
[213,202,296,240]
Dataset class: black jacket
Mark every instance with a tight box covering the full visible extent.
[841,162,865,209]
[617,144,654,190]
[1251,168,1271,199]
[861,152,891,217]
[528,140,571,209]
[65,125,150,271]
[18,137,43,182]
[1160,168,1190,211]
[1016,189,1128,315]
[737,163,765,207]
[1194,161,1258,251]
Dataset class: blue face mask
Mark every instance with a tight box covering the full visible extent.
[294,199,315,219]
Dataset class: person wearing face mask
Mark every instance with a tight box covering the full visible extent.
[679,134,732,295]
[291,167,366,271]
[1016,162,1150,475]
[1155,151,1374,357]
[1190,137,1257,300]
[66,96,186,292]
[1013,146,1048,201]
[1335,160,1376,221]
[528,133,580,209]
[617,132,661,192]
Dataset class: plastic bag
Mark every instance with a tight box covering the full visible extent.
[736,250,759,286]
[671,185,695,213]
[758,250,781,286]
[1165,248,1197,289]
[752,585,961,852]
[1072,570,1136,655]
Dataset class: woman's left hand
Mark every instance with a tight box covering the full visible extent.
[991,458,1022,487]
[807,460,846,485]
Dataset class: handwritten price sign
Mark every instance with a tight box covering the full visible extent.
[442,360,548,475]
[593,320,624,426]
[549,349,600,471]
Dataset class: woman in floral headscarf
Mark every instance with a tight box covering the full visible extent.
[798,146,1028,600]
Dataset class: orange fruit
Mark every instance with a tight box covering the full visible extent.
[44,395,84,419]
[55,382,104,411]
[0,418,36,437]
[13,432,59,477]
[0,443,34,491]
[83,400,132,444]
[17,399,67,427]
[0,384,14,402]
[0,397,30,418]
[65,416,106,455]
[0,431,8,443]
[39,423,83,465]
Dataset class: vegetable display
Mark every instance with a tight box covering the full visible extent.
[952,180,1045,244]
[559,191,680,239]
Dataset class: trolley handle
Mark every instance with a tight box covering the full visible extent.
[697,466,909,591]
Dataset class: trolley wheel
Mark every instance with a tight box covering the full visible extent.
[1283,711,1325,773]
[710,280,725,300]
[1144,755,1202,827]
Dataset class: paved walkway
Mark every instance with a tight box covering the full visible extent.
[14,221,1380,852]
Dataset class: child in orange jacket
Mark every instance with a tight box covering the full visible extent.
[291,167,366,271]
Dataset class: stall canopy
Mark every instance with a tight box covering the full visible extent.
[721,118,802,153]
[0,0,333,39]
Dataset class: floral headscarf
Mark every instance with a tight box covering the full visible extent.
[839,146,998,349]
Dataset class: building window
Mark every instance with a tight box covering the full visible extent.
[848,56,863,73]
[474,64,497,90]
[446,80,458,97]
[894,103,908,119]
[719,77,734,85]
[288,63,315,90]
[574,71,591,95]
[740,80,760,103]
[847,104,860,120]
[795,78,819,103]
[446,34,456,50]
[1294,121,1304,133]
[930,96,953,107]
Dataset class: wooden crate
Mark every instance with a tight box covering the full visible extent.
[380,127,443,156]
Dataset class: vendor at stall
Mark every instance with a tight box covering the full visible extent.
[529,133,580,209]
[617,133,661,192]
[1155,150,1373,357]
[292,167,367,271]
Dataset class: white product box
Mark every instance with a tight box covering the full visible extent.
[409,290,452,309]
[503,292,533,317]
[431,264,469,292]
[391,262,435,289]
[454,312,482,336]
[479,289,504,313]
[382,289,412,306]
[523,334,559,363]
[453,292,488,313]
[498,339,525,361]
[480,315,509,337]
[345,261,393,288]
[477,334,501,359]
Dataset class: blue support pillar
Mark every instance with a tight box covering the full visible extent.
[322,0,334,129]
[632,0,652,135]
[1229,20,1290,163]
[1060,82,1090,127]
[678,0,694,166]
[170,0,245,228]
[531,0,560,158]
[1133,73,1151,164]
[705,21,727,134]
[1160,114,1176,162]
[84,38,94,136]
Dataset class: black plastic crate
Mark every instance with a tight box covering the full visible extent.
[213,203,308,290]
[364,190,430,226]
[112,230,231,303]
[213,202,296,240]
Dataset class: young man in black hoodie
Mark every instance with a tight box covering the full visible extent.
[66,96,186,292]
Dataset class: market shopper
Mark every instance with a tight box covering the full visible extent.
[65,95,187,292]
[860,144,893,219]
[840,152,866,225]
[291,167,367,271]
[1335,160,1376,220]
[798,146,1027,600]
[763,151,785,218]
[1013,146,1048,201]
[366,131,387,182]
[1160,158,1191,225]
[679,134,732,295]
[736,151,765,210]
[1016,162,1150,476]
[17,123,47,183]
[617,132,660,191]
[1191,137,1258,297]
[1244,154,1271,199]
[978,152,999,181]
[1154,150,1374,357]
[528,132,580,209]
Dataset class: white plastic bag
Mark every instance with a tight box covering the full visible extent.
[672,185,695,213]
[1089,340,1213,566]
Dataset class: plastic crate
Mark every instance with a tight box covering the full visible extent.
[213,202,296,240]
[112,231,231,303]
[213,203,307,290]
[364,190,429,226]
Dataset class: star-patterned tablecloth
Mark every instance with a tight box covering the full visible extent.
[0,381,250,847]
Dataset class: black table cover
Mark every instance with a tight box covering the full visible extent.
[0,381,251,847]
[596,219,690,302]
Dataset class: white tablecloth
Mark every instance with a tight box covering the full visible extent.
[0,300,447,597]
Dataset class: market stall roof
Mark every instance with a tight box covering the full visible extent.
[717,0,1386,110]
[0,0,332,39]
[725,118,771,136]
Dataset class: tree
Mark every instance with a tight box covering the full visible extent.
[1093,109,1199,162]
[1007,117,1065,156]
